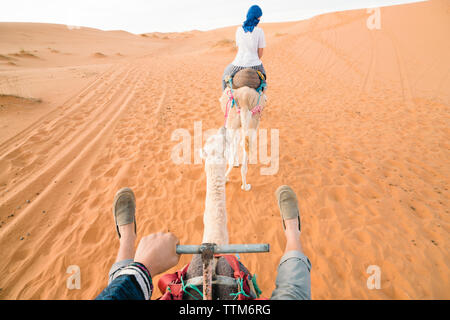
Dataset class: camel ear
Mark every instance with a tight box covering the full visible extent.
[200,136,215,159]
[199,147,207,160]
[218,126,226,136]
[221,128,229,158]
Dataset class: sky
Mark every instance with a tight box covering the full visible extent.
[0,0,426,34]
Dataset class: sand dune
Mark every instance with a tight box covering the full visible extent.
[0,0,449,299]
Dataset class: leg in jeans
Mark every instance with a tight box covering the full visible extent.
[96,188,155,300]
[254,64,267,92]
[271,186,311,300]
[222,64,239,90]
[254,64,267,81]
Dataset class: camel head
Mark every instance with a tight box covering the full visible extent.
[200,127,227,167]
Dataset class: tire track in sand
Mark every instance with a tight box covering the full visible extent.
[0,63,139,215]
[0,63,147,299]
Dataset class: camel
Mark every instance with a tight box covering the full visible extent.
[182,127,254,300]
[199,127,229,245]
[219,85,267,191]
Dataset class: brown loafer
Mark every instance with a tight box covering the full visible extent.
[275,185,301,232]
[113,187,136,238]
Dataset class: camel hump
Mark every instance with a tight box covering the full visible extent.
[232,68,261,89]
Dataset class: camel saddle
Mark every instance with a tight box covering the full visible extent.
[157,254,263,300]
[230,68,265,90]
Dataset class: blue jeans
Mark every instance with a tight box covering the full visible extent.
[95,260,152,300]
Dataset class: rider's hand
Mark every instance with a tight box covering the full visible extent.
[134,232,180,278]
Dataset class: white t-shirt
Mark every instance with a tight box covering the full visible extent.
[231,26,266,67]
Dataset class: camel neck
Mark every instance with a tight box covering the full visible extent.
[202,163,228,245]
[205,164,226,201]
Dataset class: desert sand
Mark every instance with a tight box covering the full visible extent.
[0,0,449,299]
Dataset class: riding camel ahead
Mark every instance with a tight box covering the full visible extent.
[220,68,268,191]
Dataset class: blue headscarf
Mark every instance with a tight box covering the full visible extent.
[242,5,262,33]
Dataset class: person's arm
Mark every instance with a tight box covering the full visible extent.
[258,29,266,59]
[96,232,180,300]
